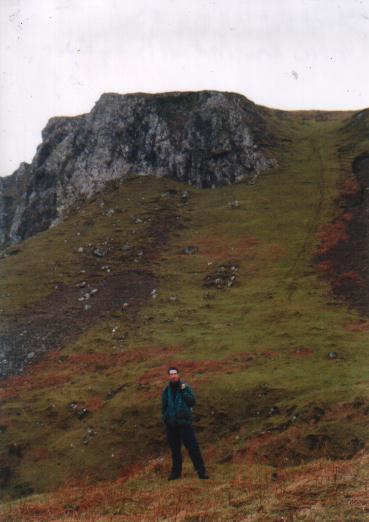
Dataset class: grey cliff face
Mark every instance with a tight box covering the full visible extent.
[0,91,277,249]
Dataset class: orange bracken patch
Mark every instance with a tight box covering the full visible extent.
[0,346,184,402]
[341,211,354,222]
[345,321,369,332]
[31,447,50,462]
[86,396,105,412]
[138,352,254,388]
[195,235,259,261]
[7,502,66,520]
[341,177,361,197]
[261,351,282,358]
[138,360,226,387]
[116,462,143,484]
[292,347,314,357]
[44,345,182,374]
[317,260,334,274]
[266,244,288,261]
[316,221,349,256]
[0,370,72,396]
[0,387,19,400]
[333,271,364,288]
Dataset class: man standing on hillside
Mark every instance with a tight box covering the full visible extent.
[161,366,209,480]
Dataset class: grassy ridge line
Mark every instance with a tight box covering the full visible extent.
[0,114,368,515]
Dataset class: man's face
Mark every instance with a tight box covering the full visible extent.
[168,369,180,382]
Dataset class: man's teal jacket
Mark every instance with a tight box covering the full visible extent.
[161,381,196,425]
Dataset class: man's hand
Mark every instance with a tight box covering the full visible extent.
[181,383,186,390]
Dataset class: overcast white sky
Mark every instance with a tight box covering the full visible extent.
[1,0,369,177]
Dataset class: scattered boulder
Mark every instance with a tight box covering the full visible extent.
[76,408,89,420]
[82,426,97,445]
[228,200,240,208]
[93,248,106,258]
[204,263,239,288]
[68,402,90,420]
[183,245,198,255]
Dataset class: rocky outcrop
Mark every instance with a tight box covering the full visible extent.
[0,91,277,250]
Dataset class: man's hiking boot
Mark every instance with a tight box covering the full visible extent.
[198,472,209,479]
[168,473,181,481]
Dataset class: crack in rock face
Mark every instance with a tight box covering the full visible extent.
[0,91,277,250]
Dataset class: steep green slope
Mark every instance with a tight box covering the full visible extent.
[0,111,368,519]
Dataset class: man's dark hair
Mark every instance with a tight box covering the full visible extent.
[168,366,179,374]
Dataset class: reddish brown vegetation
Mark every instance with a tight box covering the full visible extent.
[36,372,72,389]
[232,431,276,465]
[85,396,105,412]
[317,259,334,274]
[138,352,254,387]
[0,387,19,401]
[31,447,50,462]
[195,235,259,261]
[333,271,364,289]
[67,352,124,372]
[0,350,69,399]
[316,221,349,256]
[341,177,361,197]
[292,348,314,357]
[0,370,72,398]
[266,244,288,261]
[341,211,353,222]
[116,461,143,484]
[1,439,367,522]
[65,345,182,373]
[345,321,369,332]
[0,345,183,400]
[139,360,228,387]
[261,351,281,358]
[3,502,66,521]
[314,169,368,311]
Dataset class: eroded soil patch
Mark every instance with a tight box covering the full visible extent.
[0,270,156,379]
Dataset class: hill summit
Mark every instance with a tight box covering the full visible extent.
[0,91,277,250]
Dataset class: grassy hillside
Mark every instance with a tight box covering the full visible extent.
[0,110,368,521]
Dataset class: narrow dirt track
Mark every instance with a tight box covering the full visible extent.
[285,128,328,301]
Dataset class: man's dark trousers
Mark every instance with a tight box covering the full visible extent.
[166,423,206,476]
